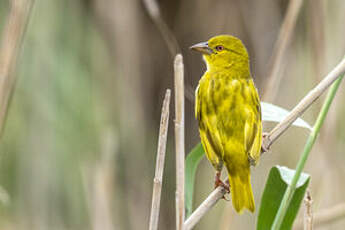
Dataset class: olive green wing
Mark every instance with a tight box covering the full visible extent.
[195,80,223,171]
[244,81,262,165]
[244,111,262,165]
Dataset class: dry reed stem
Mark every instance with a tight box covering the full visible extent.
[142,0,181,56]
[184,186,227,230]
[149,89,171,230]
[184,56,345,228]
[142,0,196,103]
[308,0,326,82]
[303,190,313,230]
[0,0,34,136]
[263,57,345,150]
[263,0,304,101]
[174,54,185,230]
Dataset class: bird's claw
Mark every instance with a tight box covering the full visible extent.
[215,180,230,193]
[221,194,230,201]
[217,182,230,201]
[214,171,230,193]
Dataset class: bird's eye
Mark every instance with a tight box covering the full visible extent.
[215,45,224,51]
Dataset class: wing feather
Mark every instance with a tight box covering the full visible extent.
[244,81,262,165]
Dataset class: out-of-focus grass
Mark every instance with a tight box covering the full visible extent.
[0,0,112,229]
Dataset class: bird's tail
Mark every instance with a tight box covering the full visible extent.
[227,167,255,213]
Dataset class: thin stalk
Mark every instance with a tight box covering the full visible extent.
[184,185,227,230]
[263,0,304,101]
[0,0,34,136]
[271,74,344,230]
[142,0,181,57]
[174,54,185,230]
[303,190,313,230]
[142,0,195,103]
[264,57,345,150]
[149,89,171,230]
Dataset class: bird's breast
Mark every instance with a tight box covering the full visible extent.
[199,75,251,134]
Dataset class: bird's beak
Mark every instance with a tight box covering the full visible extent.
[190,42,213,55]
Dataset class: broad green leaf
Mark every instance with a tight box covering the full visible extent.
[261,102,312,130]
[185,143,204,217]
[257,166,310,230]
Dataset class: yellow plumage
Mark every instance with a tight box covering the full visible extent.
[191,35,262,213]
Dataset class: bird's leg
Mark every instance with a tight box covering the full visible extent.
[214,171,230,193]
[214,171,222,188]
[214,171,230,201]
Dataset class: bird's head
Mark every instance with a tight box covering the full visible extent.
[190,35,249,71]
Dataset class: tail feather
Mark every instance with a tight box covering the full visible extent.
[228,170,255,213]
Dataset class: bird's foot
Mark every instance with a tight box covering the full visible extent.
[214,171,230,194]
[221,194,230,201]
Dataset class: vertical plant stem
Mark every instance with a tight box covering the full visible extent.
[271,74,344,230]
[149,89,171,230]
[142,0,181,57]
[303,190,313,230]
[142,0,195,103]
[174,54,185,230]
[263,0,304,101]
[0,0,34,136]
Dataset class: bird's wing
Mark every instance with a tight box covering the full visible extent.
[244,110,261,165]
[244,81,262,165]
[196,81,223,169]
[195,84,201,122]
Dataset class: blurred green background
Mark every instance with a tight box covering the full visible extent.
[0,0,345,229]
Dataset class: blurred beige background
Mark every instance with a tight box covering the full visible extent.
[0,0,345,229]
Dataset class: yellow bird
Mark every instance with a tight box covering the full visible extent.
[190,35,262,213]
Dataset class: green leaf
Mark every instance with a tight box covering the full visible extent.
[257,166,310,230]
[185,143,204,217]
[261,102,312,130]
